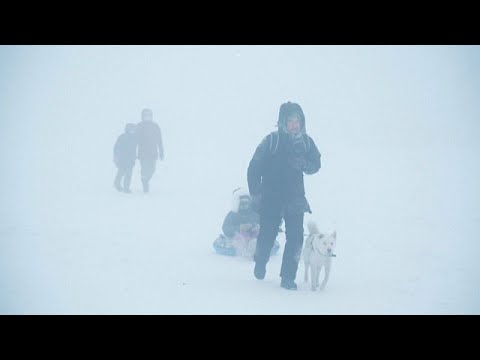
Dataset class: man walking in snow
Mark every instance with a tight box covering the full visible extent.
[247,101,321,290]
[136,108,164,193]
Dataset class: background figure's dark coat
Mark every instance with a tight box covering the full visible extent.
[136,121,164,160]
[114,132,137,168]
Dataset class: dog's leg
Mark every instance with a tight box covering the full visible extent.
[319,262,330,291]
[304,262,309,283]
[316,265,320,289]
[311,265,317,291]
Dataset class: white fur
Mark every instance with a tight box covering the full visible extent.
[232,237,257,258]
[303,221,337,291]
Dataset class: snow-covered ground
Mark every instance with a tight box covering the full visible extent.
[1,45,479,314]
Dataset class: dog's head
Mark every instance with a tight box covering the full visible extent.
[312,231,337,256]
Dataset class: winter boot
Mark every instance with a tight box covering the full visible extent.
[280,278,298,290]
[254,262,266,280]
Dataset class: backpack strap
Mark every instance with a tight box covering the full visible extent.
[269,131,280,155]
[268,131,310,155]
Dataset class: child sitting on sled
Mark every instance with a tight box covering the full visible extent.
[213,188,280,258]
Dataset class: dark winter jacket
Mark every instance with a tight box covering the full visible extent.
[247,103,321,214]
[222,209,260,238]
[114,132,137,168]
[136,120,164,160]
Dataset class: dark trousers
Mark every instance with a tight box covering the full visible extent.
[140,159,157,184]
[254,204,305,281]
[114,165,134,190]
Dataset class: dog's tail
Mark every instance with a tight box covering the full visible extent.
[306,220,320,235]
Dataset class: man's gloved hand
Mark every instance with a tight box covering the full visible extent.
[288,155,307,171]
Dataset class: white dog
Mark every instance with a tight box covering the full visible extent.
[303,221,337,291]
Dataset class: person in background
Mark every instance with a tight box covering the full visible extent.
[113,123,137,193]
[136,108,164,193]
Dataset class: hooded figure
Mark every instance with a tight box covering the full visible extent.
[222,188,260,239]
[113,123,137,193]
[247,101,321,290]
[136,108,164,192]
[213,188,280,258]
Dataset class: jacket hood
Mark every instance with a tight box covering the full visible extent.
[277,101,306,136]
[231,187,250,213]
